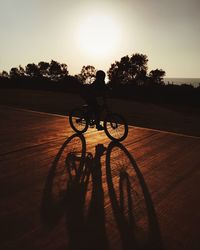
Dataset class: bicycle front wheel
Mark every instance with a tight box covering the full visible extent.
[69,108,88,133]
[104,113,128,141]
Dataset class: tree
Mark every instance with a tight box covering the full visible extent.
[76,65,96,84]
[108,56,131,84]
[49,60,68,81]
[10,67,23,79]
[107,53,148,85]
[0,70,9,78]
[60,63,68,77]
[26,63,41,78]
[38,61,50,77]
[148,69,166,85]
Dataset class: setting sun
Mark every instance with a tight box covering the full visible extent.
[76,13,120,58]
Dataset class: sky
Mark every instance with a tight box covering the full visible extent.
[0,0,200,77]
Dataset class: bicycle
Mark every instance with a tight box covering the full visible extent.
[69,102,128,142]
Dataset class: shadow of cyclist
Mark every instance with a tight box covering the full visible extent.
[41,135,162,250]
[66,143,109,250]
[41,135,109,250]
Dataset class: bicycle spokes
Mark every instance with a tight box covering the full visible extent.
[69,108,88,133]
[104,114,128,141]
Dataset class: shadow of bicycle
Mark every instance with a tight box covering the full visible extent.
[41,134,163,250]
[40,133,86,226]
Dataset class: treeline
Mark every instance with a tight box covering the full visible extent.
[0,54,199,107]
[0,60,81,93]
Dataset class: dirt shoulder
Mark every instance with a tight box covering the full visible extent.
[0,88,200,137]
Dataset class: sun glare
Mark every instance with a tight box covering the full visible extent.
[77,13,120,58]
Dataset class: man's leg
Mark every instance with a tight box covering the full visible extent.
[94,104,104,130]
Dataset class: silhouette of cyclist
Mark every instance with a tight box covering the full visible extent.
[83,70,108,130]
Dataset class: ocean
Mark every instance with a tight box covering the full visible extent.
[164,78,200,88]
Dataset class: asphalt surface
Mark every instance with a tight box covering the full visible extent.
[0,106,200,250]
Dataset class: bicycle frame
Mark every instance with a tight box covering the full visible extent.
[69,102,128,141]
[81,102,110,128]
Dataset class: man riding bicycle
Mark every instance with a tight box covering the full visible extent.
[82,70,109,130]
[70,71,128,141]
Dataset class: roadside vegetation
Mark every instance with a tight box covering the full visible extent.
[0,54,199,107]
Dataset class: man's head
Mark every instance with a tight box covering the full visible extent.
[96,70,106,81]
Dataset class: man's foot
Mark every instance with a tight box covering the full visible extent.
[96,125,104,131]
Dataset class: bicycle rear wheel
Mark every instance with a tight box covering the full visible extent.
[69,108,88,133]
[104,113,128,141]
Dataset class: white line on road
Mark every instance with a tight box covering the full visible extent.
[1,104,200,140]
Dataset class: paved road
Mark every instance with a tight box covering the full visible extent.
[0,106,200,250]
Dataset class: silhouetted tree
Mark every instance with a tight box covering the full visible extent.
[60,63,68,76]
[76,65,96,84]
[49,60,68,81]
[26,63,41,78]
[0,70,9,78]
[19,65,25,76]
[38,61,50,78]
[148,69,166,85]
[10,67,23,79]
[107,53,148,85]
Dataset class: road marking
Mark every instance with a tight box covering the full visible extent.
[1,104,66,118]
[1,104,200,139]
[131,125,200,139]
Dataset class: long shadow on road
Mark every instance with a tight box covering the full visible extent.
[41,133,86,230]
[41,134,163,250]
[106,142,163,250]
